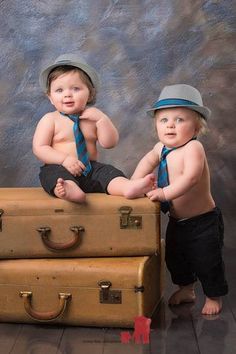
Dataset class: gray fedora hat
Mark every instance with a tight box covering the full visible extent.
[39,53,100,92]
[147,84,211,120]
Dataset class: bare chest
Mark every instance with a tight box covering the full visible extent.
[52,118,96,144]
[164,150,184,180]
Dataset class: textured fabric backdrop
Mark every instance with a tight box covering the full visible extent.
[0,0,235,244]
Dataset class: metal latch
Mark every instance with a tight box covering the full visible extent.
[0,209,4,232]
[98,280,122,304]
[134,285,145,293]
[119,206,142,229]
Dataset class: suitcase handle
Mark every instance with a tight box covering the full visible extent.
[36,226,84,251]
[19,291,72,322]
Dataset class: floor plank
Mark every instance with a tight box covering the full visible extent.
[58,326,105,354]
[0,323,22,353]
[224,247,236,317]
[191,284,236,354]
[160,303,200,354]
[9,324,64,354]
[103,327,150,354]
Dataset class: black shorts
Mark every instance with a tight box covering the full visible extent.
[165,207,228,297]
[39,161,126,196]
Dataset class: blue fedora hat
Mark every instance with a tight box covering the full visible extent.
[147,84,211,120]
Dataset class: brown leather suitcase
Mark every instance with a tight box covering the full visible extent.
[0,188,160,258]
[0,252,164,328]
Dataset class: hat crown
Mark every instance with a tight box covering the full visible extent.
[39,52,100,92]
[159,84,203,106]
[146,84,211,120]
[54,53,87,66]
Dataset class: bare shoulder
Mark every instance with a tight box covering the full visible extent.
[153,141,164,155]
[33,111,58,145]
[33,113,58,141]
[41,111,58,121]
[147,142,163,163]
[184,139,205,154]
[37,111,58,126]
[181,140,206,166]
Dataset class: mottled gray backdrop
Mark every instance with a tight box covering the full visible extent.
[0,0,235,246]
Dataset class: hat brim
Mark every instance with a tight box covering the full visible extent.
[146,104,211,120]
[39,60,100,93]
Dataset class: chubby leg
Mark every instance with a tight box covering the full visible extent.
[54,178,86,203]
[107,174,156,198]
[168,283,196,305]
[202,297,222,315]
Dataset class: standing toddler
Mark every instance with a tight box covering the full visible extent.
[132,84,228,315]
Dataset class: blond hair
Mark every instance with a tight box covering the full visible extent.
[195,112,208,136]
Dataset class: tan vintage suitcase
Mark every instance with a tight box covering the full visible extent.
[0,188,160,258]
[0,252,164,328]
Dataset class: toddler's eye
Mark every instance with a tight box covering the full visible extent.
[176,117,184,123]
[160,117,168,123]
[55,88,63,93]
[73,87,80,91]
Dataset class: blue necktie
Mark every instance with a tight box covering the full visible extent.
[157,138,197,213]
[61,113,92,176]
[157,146,175,213]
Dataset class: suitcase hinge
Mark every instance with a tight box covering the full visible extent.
[98,280,122,304]
[119,206,142,229]
[0,209,4,232]
[134,285,145,293]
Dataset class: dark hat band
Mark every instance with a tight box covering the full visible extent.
[152,98,200,109]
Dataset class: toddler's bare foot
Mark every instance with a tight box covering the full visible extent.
[168,285,196,306]
[54,178,86,203]
[124,173,156,199]
[202,297,222,315]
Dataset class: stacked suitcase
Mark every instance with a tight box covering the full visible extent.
[0,188,164,328]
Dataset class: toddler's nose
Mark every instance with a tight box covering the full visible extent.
[64,90,72,97]
[167,120,175,128]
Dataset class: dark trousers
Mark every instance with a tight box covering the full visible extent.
[39,161,126,196]
[165,207,228,298]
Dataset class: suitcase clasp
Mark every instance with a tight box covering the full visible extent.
[0,209,4,232]
[119,206,142,229]
[98,280,122,304]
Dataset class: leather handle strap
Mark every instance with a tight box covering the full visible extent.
[37,226,84,251]
[19,291,72,321]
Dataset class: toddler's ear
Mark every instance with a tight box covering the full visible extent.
[87,87,96,104]
[194,124,201,136]
[47,94,54,106]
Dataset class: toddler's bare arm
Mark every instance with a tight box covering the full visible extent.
[33,114,68,164]
[147,141,205,201]
[131,144,160,179]
[80,107,119,148]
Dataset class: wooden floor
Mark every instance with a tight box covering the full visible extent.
[0,220,235,354]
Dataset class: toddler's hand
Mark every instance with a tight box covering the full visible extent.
[146,188,166,202]
[80,107,108,123]
[62,156,85,176]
